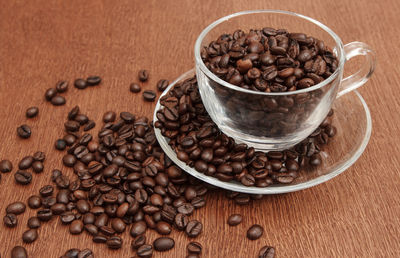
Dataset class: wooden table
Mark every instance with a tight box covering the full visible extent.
[1,0,399,257]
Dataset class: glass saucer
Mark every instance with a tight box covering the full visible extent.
[153,69,372,194]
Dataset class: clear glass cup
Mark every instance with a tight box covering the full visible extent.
[194,10,375,151]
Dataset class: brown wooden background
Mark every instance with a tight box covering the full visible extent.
[1,0,399,257]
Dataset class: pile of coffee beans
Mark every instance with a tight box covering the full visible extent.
[155,76,336,187]
[201,27,338,92]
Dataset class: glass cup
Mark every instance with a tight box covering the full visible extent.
[194,10,375,151]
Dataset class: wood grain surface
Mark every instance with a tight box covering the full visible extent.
[1,0,399,257]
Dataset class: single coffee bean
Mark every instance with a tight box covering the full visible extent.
[51,95,66,106]
[106,236,123,249]
[185,220,203,238]
[259,245,275,258]
[247,224,264,240]
[22,228,38,243]
[156,221,172,235]
[130,221,147,237]
[143,90,156,102]
[27,217,41,229]
[86,76,102,86]
[37,208,53,221]
[111,218,126,233]
[64,248,80,258]
[132,234,146,249]
[18,156,34,169]
[78,248,94,258]
[56,80,69,93]
[175,213,188,230]
[39,185,54,197]
[187,242,202,254]
[156,79,169,92]
[4,213,18,228]
[17,124,31,139]
[103,111,116,123]
[45,88,57,101]
[6,202,26,214]
[28,195,42,209]
[74,78,87,89]
[70,220,84,234]
[33,151,45,161]
[138,69,149,82]
[177,203,194,215]
[130,83,141,93]
[11,246,28,258]
[84,120,96,131]
[26,107,39,118]
[32,161,44,173]
[0,159,13,173]
[55,139,67,150]
[227,214,242,226]
[63,154,77,167]
[14,170,32,185]
[137,244,153,258]
[60,211,75,224]
[153,237,175,252]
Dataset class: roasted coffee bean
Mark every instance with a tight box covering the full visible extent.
[143,90,156,102]
[138,69,149,82]
[132,234,146,249]
[31,161,43,173]
[6,202,26,214]
[55,139,67,150]
[17,124,31,139]
[103,111,116,123]
[156,221,172,235]
[28,195,42,209]
[63,154,77,167]
[45,88,57,101]
[75,114,89,125]
[185,220,202,238]
[177,203,194,215]
[65,120,80,132]
[14,170,32,185]
[92,234,107,243]
[84,120,96,131]
[174,213,188,230]
[107,236,123,249]
[227,214,242,226]
[0,159,13,173]
[51,95,66,106]
[63,248,80,258]
[137,244,153,258]
[130,221,147,237]
[153,237,175,252]
[33,151,45,162]
[87,76,102,86]
[4,213,18,228]
[11,246,28,258]
[56,80,69,93]
[247,224,264,240]
[51,203,66,215]
[39,185,54,197]
[42,196,56,208]
[70,220,84,234]
[111,218,126,233]
[19,156,34,169]
[78,249,94,258]
[187,241,202,254]
[37,208,53,221]
[27,216,41,229]
[259,245,275,258]
[56,175,70,189]
[26,107,39,118]
[130,82,142,93]
[157,79,169,92]
[22,228,38,243]
[74,78,87,89]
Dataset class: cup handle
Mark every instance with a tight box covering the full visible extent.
[337,41,376,98]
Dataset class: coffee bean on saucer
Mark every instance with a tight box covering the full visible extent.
[130,83,141,93]
[14,170,32,185]
[17,124,31,139]
[0,159,13,173]
[247,224,264,240]
[26,107,39,118]
[138,70,149,82]
[51,95,66,106]
[143,90,156,102]
[86,76,101,86]
[11,246,28,258]
[4,213,18,228]
[227,214,242,226]
[74,79,87,89]
[259,245,275,258]
[56,80,69,93]
[156,79,169,92]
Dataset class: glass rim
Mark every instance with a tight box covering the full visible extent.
[194,9,346,96]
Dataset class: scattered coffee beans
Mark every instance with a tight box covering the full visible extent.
[247,224,264,240]
[17,124,31,139]
[26,107,39,118]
